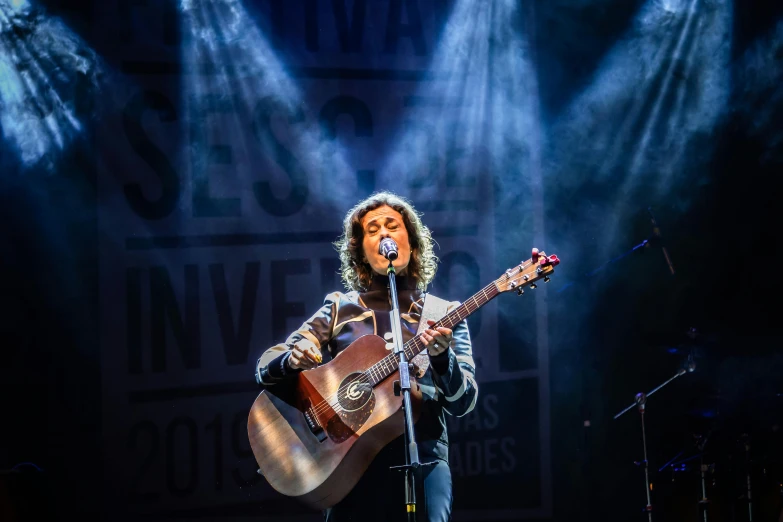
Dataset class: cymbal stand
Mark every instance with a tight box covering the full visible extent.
[615,363,693,521]
[741,434,753,522]
[698,451,710,522]
[691,431,714,522]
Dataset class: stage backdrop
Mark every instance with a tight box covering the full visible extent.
[95,1,551,519]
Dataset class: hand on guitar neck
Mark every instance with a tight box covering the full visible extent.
[421,319,453,357]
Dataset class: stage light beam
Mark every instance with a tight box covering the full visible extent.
[547,0,732,254]
[179,0,355,215]
[0,0,101,170]
[382,0,541,220]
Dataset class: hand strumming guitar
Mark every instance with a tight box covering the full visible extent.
[287,342,322,370]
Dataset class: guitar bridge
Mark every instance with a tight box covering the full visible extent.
[304,406,328,442]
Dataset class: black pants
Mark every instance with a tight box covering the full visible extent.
[324,437,452,522]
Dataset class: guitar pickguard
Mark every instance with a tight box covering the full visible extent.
[321,372,375,444]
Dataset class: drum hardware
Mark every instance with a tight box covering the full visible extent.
[614,352,696,520]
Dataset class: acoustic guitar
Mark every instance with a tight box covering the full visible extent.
[247,249,560,509]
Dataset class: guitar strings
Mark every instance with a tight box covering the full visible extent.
[307,261,531,418]
[308,297,472,417]
[307,277,505,417]
[308,332,428,417]
[306,271,519,418]
[308,296,479,417]
[308,293,489,417]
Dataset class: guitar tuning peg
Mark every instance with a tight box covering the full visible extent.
[530,283,537,289]
[537,254,561,267]
[544,276,550,283]
[516,288,524,295]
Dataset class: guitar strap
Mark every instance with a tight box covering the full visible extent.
[410,292,451,376]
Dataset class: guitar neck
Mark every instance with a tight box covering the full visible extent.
[367,282,500,386]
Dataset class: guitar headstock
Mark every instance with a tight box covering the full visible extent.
[495,248,560,295]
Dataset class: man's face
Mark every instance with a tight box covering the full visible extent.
[361,205,412,277]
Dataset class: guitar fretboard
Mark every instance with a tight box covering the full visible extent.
[364,281,500,386]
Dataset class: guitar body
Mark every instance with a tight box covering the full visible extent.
[247,334,422,510]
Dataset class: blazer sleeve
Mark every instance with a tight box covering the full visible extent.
[254,292,340,386]
[428,313,478,417]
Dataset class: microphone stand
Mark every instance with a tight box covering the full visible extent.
[557,206,675,294]
[614,362,693,521]
[648,207,675,276]
[386,259,431,521]
[557,238,650,294]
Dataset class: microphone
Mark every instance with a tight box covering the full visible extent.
[647,207,676,276]
[379,237,398,261]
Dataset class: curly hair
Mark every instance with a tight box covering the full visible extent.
[334,191,438,292]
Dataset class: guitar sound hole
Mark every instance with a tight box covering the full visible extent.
[337,372,373,412]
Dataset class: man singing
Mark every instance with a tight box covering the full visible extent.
[255,191,478,522]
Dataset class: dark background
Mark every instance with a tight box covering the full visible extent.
[2,0,782,521]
